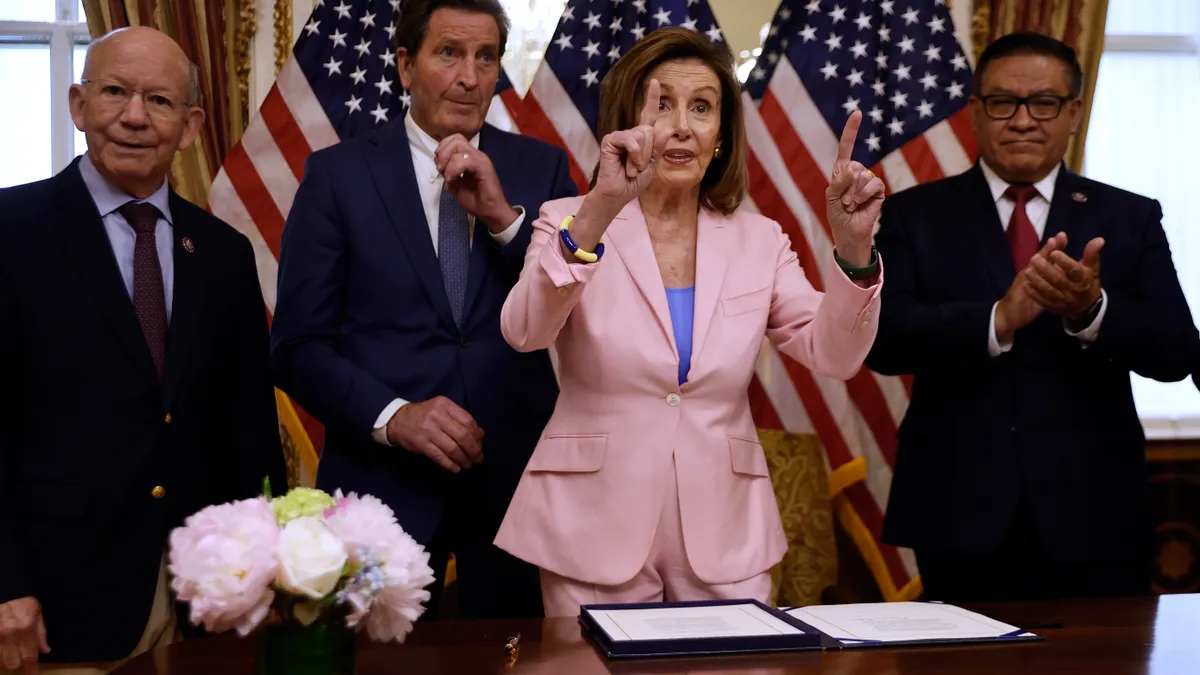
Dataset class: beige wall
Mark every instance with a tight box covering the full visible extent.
[252,0,975,113]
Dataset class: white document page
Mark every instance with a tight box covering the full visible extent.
[587,603,804,642]
[787,602,1033,643]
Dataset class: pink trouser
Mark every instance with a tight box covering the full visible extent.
[540,457,772,617]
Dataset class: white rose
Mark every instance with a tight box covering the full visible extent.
[275,516,348,599]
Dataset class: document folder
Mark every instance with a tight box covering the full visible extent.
[579,599,833,659]
[580,599,1041,659]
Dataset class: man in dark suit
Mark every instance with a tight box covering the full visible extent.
[0,27,285,674]
[270,0,576,620]
[867,32,1200,602]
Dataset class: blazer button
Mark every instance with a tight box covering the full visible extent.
[459,337,470,348]
[666,393,681,406]
[151,486,166,499]
[164,412,172,424]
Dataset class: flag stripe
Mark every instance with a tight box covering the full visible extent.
[503,88,592,193]
[261,87,313,181]
[759,91,836,243]
[528,66,600,180]
[767,60,838,179]
[925,119,972,176]
[947,108,979,160]
[898,134,945,185]
[275,57,340,155]
[221,143,288,263]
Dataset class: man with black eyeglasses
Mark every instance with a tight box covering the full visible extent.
[867,31,1200,602]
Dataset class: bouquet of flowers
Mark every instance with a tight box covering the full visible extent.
[167,483,435,644]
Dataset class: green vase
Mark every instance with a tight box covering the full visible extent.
[253,618,356,675]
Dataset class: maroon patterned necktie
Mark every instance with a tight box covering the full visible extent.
[118,202,167,378]
[1004,184,1040,271]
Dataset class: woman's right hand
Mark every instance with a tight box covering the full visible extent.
[561,79,669,259]
[591,78,668,209]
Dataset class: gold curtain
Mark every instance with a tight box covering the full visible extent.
[972,0,1110,172]
[81,0,256,207]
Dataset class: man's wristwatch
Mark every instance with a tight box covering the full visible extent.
[1067,295,1103,332]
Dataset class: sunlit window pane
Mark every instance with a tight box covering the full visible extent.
[1084,51,1200,424]
[73,42,87,156]
[0,0,56,22]
[0,43,52,188]
[1105,0,1200,36]
[78,0,85,23]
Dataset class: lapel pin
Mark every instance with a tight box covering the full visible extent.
[182,237,195,253]
[1071,191,1088,203]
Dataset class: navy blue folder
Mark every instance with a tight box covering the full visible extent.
[578,599,837,659]
[580,599,1043,659]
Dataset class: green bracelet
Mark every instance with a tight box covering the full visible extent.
[835,246,880,281]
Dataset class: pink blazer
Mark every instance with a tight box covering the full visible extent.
[494,196,882,586]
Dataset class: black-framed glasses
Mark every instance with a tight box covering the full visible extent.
[978,94,1073,120]
[80,78,190,118]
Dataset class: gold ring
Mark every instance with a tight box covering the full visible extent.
[863,168,874,180]
[463,153,469,160]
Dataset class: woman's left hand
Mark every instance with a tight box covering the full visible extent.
[825,111,885,266]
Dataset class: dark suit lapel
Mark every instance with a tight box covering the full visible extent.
[1043,167,1097,260]
[958,163,1013,296]
[367,118,457,332]
[50,162,159,383]
[463,125,506,330]
[162,192,206,409]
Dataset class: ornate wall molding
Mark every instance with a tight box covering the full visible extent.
[274,0,292,75]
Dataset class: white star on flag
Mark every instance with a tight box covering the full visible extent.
[370,103,388,124]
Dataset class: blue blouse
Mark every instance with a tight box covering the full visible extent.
[665,286,696,385]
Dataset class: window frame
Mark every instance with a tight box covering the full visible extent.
[1089,29,1200,439]
[0,0,90,176]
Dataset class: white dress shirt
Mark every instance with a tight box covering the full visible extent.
[371,115,526,445]
[980,160,1107,356]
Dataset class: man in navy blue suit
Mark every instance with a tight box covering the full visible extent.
[868,32,1200,602]
[270,0,576,620]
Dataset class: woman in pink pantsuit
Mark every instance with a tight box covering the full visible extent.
[494,28,886,617]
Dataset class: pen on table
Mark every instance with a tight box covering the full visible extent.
[505,632,521,654]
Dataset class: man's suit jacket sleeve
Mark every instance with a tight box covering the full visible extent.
[0,261,34,605]
[866,197,997,375]
[1084,199,1200,381]
[493,148,578,277]
[270,154,401,437]
[228,236,287,497]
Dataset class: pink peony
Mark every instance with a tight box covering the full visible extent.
[168,497,280,636]
[324,494,435,642]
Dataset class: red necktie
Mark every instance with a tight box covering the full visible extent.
[119,202,168,378]
[1004,184,1040,271]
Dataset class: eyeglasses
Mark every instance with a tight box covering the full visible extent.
[977,94,1073,120]
[80,78,191,117]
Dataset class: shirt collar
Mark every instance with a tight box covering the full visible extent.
[980,159,1060,206]
[78,152,173,225]
[404,113,480,180]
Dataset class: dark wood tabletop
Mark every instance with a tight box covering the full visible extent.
[112,593,1200,674]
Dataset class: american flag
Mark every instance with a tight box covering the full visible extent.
[502,0,726,192]
[741,0,978,600]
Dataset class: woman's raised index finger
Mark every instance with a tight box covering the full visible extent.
[639,78,661,127]
[836,110,863,166]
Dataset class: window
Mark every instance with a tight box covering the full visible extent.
[1084,0,1200,437]
[0,0,90,188]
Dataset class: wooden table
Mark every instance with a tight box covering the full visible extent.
[113,593,1200,673]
